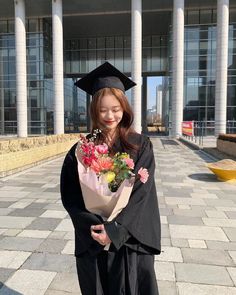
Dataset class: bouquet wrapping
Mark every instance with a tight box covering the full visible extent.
[76,158,135,222]
[75,131,149,224]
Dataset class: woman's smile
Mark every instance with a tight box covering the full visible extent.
[103,120,115,124]
[99,94,124,132]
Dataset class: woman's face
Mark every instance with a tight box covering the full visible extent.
[99,93,123,133]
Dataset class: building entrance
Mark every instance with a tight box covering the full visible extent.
[142,75,169,135]
[68,74,170,135]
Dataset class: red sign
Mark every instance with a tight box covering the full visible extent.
[182,121,194,136]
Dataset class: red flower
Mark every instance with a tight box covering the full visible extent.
[82,154,97,167]
[82,156,92,166]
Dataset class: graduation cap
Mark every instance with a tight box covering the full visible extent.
[74,62,136,95]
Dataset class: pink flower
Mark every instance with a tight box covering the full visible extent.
[95,144,109,155]
[124,158,134,169]
[138,167,149,183]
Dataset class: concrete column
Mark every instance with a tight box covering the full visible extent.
[0,95,4,135]
[157,85,163,122]
[86,94,91,132]
[131,0,142,134]
[171,0,184,138]
[215,0,229,136]
[141,77,147,132]
[0,60,4,134]
[14,0,27,137]
[52,0,64,134]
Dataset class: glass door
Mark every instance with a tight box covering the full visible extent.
[146,76,165,134]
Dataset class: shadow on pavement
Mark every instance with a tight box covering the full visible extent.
[192,150,218,163]
[0,285,23,295]
[160,138,180,146]
[188,173,219,182]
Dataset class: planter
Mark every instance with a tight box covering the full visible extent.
[0,134,80,177]
[207,159,236,182]
[217,138,236,158]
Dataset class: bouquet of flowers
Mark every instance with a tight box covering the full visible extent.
[75,130,149,221]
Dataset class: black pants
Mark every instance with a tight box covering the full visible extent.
[76,246,159,295]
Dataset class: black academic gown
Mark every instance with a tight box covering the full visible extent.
[60,133,161,295]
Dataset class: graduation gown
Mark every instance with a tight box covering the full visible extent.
[60,133,161,295]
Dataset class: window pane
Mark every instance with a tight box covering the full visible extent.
[186,29,200,40]
[29,19,38,32]
[183,107,206,121]
[186,56,199,71]
[187,10,199,25]
[207,86,215,106]
[186,41,199,55]
[97,37,105,49]
[106,37,114,49]
[227,107,236,121]
[228,85,236,106]
[185,84,199,106]
[212,9,217,23]
[8,21,14,33]
[152,36,160,47]
[200,10,212,24]
[199,40,210,55]
[230,9,236,23]
[0,21,7,33]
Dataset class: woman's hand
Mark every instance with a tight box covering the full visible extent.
[90,224,111,246]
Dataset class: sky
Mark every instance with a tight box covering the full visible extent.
[125,76,163,109]
[147,76,163,109]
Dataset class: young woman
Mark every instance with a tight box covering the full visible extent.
[60,62,161,295]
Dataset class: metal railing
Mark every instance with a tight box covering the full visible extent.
[0,121,47,136]
[226,120,236,134]
[182,120,236,147]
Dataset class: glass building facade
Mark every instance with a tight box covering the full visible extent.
[0,6,236,135]
[167,8,236,135]
[183,9,236,135]
[65,35,167,74]
[0,18,53,135]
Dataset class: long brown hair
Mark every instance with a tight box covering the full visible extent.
[89,88,138,154]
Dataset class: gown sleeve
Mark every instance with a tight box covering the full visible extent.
[108,136,161,254]
[104,221,131,250]
[60,144,104,256]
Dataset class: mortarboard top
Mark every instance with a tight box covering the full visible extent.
[74,62,136,95]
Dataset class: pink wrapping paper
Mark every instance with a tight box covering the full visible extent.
[75,149,135,222]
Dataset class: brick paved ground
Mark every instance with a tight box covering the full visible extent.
[0,137,236,295]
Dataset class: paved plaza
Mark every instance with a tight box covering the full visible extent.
[0,137,236,295]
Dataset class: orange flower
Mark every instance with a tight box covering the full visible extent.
[90,159,102,173]
[98,157,114,171]
[90,157,114,174]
